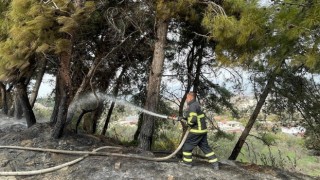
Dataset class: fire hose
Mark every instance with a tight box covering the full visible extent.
[0,116,189,176]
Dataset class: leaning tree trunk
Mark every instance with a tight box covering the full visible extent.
[29,58,47,108]
[15,80,36,127]
[82,99,104,134]
[76,109,94,133]
[229,75,276,160]
[133,114,143,141]
[138,19,168,150]
[0,82,8,115]
[102,101,116,135]
[65,54,102,124]
[101,66,127,135]
[66,53,120,128]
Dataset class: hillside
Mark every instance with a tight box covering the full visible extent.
[0,117,316,180]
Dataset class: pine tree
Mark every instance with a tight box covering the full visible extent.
[0,0,95,133]
[202,0,320,160]
[138,0,227,150]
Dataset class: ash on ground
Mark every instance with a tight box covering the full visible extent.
[0,118,316,180]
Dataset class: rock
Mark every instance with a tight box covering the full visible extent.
[21,140,33,146]
[167,175,174,180]
[0,176,16,180]
[0,153,10,167]
[114,161,121,170]
[220,159,237,167]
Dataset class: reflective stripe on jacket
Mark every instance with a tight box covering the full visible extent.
[186,99,207,134]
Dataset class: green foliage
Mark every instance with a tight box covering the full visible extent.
[156,0,201,21]
[57,16,78,34]
[0,0,96,81]
[26,15,54,34]
[77,1,96,18]
[214,129,236,141]
[9,0,32,21]
[305,125,320,151]
[273,1,320,71]
[36,43,50,53]
[55,38,72,54]
[201,0,320,72]
[36,97,55,107]
[237,133,317,174]
[305,51,320,69]
[259,132,278,146]
[107,124,137,144]
[270,71,320,152]
[203,0,271,66]
[33,105,53,119]
[0,2,9,38]
[153,128,181,151]
[203,15,238,40]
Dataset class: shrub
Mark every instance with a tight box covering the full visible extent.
[106,123,137,144]
[33,104,52,119]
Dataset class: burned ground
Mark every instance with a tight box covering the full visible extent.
[0,118,316,180]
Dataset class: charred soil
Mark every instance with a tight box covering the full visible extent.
[0,121,316,180]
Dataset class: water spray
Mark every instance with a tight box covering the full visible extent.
[69,93,180,121]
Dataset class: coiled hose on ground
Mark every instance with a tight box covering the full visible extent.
[0,130,189,176]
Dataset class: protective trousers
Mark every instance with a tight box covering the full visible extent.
[182,133,218,164]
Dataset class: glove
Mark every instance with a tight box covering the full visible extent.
[168,115,178,121]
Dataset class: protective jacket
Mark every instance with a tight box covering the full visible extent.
[182,98,218,165]
[186,99,207,134]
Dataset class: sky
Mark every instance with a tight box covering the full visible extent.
[259,0,272,6]
[37,74,55,98]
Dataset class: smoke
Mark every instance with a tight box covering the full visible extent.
[0,115,27,130]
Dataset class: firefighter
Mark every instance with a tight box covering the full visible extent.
[180,92,219,170]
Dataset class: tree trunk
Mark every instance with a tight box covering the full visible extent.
[29,58,47,108]
[101,66,127,135]
[192,45,204,95]
[134,114,143,141]
[9,103,14,117]
[66,53,112,127]
[51,1,85,138]
[51,51,72,139]
[76,109,94,133]
[52,90,68,138]
[13,89,23,119]
[73,54,103,103]
[90,101,104,134]
[178,42,204,134]
[0,82,8,115]
[178,44,195,117]
[138,19,168,150]
[102,101,116,135]
[50,76,60,125]
[228,75,276,160]
[15,80,37,127]
[81,99,104,134]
